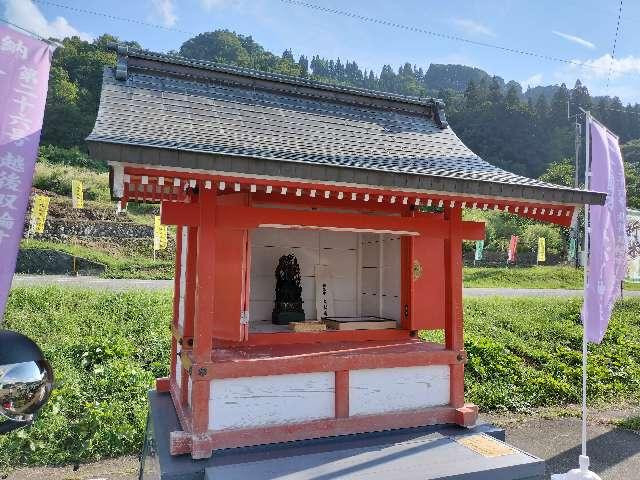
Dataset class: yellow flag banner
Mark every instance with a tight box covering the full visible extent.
[153,215,168,251]
[537,237,546,263]
[71,180,84,209]
[30,195,50,234]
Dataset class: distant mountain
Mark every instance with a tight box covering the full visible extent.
[524,85,561,102]
[424,64,504,93]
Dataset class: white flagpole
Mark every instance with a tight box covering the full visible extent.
[551,109,601,480]
[581,111,591,461]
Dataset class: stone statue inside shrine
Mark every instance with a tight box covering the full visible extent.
[272,254,305,325]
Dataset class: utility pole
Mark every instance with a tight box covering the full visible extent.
[568,100,581,268]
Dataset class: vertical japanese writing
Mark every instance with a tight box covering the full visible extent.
[0,25,53,320]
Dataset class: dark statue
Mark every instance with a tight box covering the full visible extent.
[272,254,305,325]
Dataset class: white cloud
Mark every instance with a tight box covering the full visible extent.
[200,0,242,10]
[572,54,640,79]
[552,31,595,49]
[3,0,93,41]
[451,18,495,37]
[521,73,543,88]
[151,0,178,27]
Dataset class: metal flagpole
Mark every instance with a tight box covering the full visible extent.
[551,109,601,480]
[582,110,591,461]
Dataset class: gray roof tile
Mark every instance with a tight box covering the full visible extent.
[87,49,605,206]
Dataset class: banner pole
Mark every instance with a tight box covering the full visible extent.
[581,110,591,460]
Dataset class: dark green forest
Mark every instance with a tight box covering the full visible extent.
[40,29,640,206]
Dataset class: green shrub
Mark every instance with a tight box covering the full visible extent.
[32,161,110,202]
[38,145,108,172]
[520,223,563,255]
[0,287,171,469]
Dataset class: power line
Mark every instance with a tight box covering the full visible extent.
[281,0,637,78]
[0,17,62,46]
[605,0,624,91]
[32,0,199,36]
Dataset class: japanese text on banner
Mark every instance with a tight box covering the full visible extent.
[30,194,50,234]
[0,25,54,320]
[153,215,168,251]
[537,237,546,263]
[71,179,84,208]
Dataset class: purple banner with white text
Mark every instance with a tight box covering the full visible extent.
[0,26,53,320]
[582,119,628,343]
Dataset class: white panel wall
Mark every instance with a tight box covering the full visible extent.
[249,228,401,324]
[209,372,335,430]
[349,366,450,416]
[175,354,182,388]
[249,228,358,322]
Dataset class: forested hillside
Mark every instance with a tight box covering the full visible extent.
[40,29,640,202]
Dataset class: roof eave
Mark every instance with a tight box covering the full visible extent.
[87,139,606,207]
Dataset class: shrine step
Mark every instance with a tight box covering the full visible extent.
[204,431,543,480]
[142,390,540,480]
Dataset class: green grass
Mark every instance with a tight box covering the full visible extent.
[21,238,174,280]
[33,161,111,203]
[2,288,640,469]
[617,415,640,431]
[463,265,640,291]
[0,287,172,470]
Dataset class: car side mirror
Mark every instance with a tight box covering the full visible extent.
[0,330,53,433]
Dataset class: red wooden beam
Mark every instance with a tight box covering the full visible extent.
[169,405,460,454]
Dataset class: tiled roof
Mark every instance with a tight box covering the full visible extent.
[87,48,605,206]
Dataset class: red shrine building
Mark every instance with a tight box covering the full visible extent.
[87,46,604,460]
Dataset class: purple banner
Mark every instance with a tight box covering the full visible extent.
[582,119,628,343]
[0,26,53,320]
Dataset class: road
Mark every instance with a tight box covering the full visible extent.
[10,274,640,297]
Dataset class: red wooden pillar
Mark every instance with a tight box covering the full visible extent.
[191,188,217,459]
[444,205,464,409]
[400,209,415,331]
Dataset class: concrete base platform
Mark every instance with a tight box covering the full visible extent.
[140,390,544,480]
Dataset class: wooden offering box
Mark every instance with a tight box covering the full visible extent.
[88,46,605,459]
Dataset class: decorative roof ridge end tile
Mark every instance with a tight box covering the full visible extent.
[106,42,447,122]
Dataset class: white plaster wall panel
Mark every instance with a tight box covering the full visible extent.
[360,267,380,294]
[319,248,357,279]
[334,299,357,317]
[381,296,400,320]
[361,235,381,267]
[360,292,379,317]
[250,300,273,322]
[349,366,450,416]
[250,274,276,301]
[330,277,356,302]
[250,227,281,246]
[319,230,358,250]
[209,372,335,430]
[187,376,192,408]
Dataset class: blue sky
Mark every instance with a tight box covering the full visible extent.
[3,0,640,102]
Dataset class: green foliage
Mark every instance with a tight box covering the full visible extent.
[461,298,640,411]
[520,223,563,255]
[539,158,575,187]
[21,238,174,280]
[38,145,108,172]
[463,266,584,289]
[32,161,111,202]
[0,287,172,468]
[622,139,640,166]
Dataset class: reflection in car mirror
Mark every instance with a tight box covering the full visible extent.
[0,330,53,433]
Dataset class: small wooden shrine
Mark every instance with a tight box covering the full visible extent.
[88,45,605,460]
